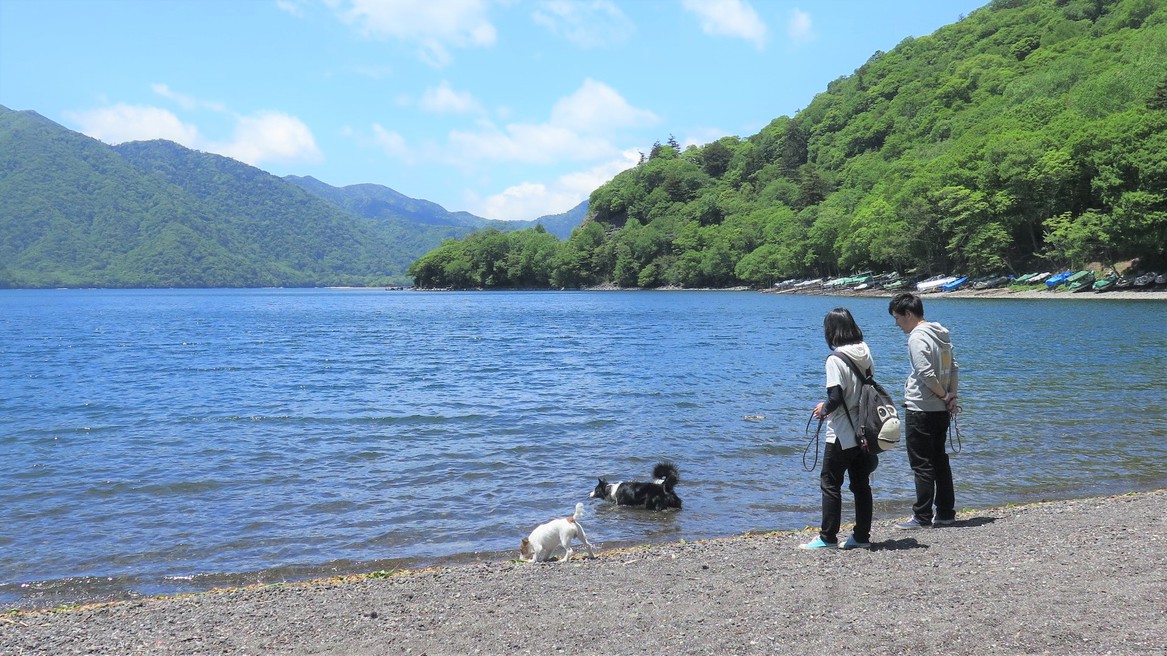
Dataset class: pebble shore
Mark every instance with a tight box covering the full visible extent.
[4,489,1165,655]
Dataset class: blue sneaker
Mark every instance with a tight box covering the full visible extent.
[799,536,837,550]
[839,536,871,550]
[894,517,932,530]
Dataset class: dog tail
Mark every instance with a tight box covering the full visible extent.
[653,462,679,489]
[571,502,585,521]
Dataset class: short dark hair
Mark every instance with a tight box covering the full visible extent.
[889,292,924,318]
[823,307,864,349]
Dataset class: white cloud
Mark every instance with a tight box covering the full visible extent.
[360,79,654,219]
[559,148,642,196]
[68,102,320,167]
[444,79,656,166]
[531,0,634,48]
[471,148,640,220]
[681,128,730,149]
[474,181,565,221]
[549,78,658,132]
[327,0,496,67]
[681,0,766,49]
[151,83,226,112]
[212,111,322,166]
[275,0,306,17]
[787,8,814,44]
[65,104,201,146]
[419,81,483,114]
[449,121,611,164]
[372,124,412,161]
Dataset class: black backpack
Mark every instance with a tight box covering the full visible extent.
[829,352,902,455]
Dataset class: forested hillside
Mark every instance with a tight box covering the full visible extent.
[410,0,1167,289]
[0,108,583,288]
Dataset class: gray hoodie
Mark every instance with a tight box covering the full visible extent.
[904,321,958,412]
[824,342,874,450]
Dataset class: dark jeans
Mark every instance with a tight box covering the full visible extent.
[905,410,955,523]
[819,439,873,543]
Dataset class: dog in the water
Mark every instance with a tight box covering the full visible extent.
[519,502,595,563]
[589,462,682,511]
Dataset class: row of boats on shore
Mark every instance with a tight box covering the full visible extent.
[773,269,1167,294]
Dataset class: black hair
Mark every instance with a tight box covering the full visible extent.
[823,307,864,349]
[888,292,924,318]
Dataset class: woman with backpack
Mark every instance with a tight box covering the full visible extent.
[800,307,874,551]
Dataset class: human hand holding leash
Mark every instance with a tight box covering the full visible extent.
[944,391,959,414]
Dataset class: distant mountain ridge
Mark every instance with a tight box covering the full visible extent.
[284,175,584,239]
[0,105,585,288]
[284,175,482,228]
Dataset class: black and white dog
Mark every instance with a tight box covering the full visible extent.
[589,462,682,511]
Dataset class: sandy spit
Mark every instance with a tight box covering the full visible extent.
[3,489,1165,656]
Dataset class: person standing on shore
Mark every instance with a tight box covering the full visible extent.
[801,308,874,550]
[888,292,959,529]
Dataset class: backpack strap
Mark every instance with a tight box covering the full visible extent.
[828,351,870,449]
[829,351,873,383]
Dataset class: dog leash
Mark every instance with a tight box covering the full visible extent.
[948,405,964,454]
[802,413,823,472]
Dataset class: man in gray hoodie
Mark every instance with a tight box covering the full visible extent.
[889,292,959,529]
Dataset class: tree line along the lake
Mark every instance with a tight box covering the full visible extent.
[409,0,1167,290]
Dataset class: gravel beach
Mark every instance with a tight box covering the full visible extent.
[4,488,1164,655]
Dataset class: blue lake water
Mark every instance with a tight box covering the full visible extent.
[2,289,1165,607]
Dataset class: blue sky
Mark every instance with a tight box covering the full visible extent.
[0,0,987,221]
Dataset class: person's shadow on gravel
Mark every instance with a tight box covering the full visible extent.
[872,517,998,550]
[934,517,998,529]
[871,538,928,551]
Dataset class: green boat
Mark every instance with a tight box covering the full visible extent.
[1093,274,1117,293]
[1013,272,1037,285]
[1068,270,1095,293]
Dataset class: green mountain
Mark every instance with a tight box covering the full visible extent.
[527,202,588,241]
[412,0,1167,290]
[284,175,486,229]
[284,175,585,240]
[0,106,583,288]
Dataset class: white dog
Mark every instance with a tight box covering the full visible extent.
[519,502,595,563]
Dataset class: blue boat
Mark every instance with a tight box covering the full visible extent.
[917,275,957,292]
[1045,270,1073,288]
[941,276,968,292]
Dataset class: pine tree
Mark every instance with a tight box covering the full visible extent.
[1149,76,1167,111]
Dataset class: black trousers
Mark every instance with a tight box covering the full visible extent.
[905,409,955,523]
[819,439,873,543]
